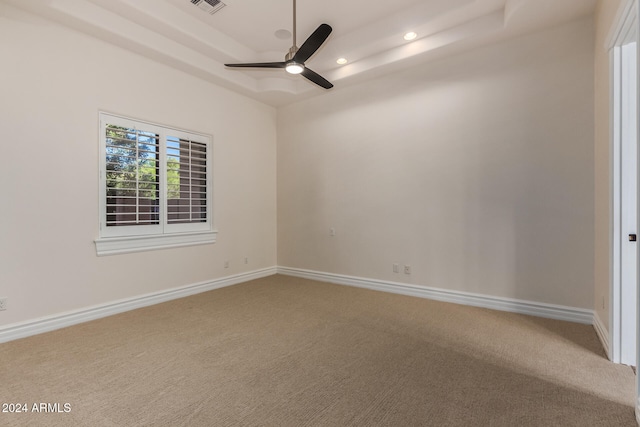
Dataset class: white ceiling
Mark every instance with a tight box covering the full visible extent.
[4,0,596,106]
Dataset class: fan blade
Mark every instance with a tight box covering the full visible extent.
[301,67,333,89]
[293,24,332,63]
[225,62,286,68]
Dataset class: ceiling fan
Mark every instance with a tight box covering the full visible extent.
[224,0,333,89]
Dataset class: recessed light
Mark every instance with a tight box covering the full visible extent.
[403,31,417,41]
[275,29,292,40]
[336,58,348,65]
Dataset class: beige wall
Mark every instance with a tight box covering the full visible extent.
[593,0,624,332]
[278,18,595,308]
[0,2,605,330]
[0,4,277,326]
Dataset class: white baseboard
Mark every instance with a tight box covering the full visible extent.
[278,267,595,325]
[593,311,611,360]
[0,266,599,344]
[0,267,277,344]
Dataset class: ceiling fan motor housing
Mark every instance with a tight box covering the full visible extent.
[285,46,299,62]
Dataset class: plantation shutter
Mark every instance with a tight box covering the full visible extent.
[166,136,208,225]
[105,124,160,228]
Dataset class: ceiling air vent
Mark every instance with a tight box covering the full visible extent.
[190,0,226,15]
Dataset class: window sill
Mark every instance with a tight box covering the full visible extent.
[95,231,217,256]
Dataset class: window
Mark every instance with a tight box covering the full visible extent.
[95,112,216,256]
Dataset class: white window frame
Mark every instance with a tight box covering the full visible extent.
[95,112,216,256]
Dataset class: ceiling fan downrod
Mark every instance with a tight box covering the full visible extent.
[285,0,302,73]
[285,0,299,62]
[292,0,297,49]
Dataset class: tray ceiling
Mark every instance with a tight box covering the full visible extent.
[4,0,596,106]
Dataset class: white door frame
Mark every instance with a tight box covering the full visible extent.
[607,0,640,423]
[610,0,639,367]
[634,2,640,423]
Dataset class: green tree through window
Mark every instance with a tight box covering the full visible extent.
[105,125,160,226]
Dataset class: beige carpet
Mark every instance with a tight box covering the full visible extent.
[0,275,636,426]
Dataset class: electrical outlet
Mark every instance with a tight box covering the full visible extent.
[224,261,229,268]
[244,257,249,264]
[404,265,411,275]
[330,228,336,237]
[393,264,399,273]
[0,298,7,311]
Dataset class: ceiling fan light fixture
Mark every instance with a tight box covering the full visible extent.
[285,62,304,74]
[404,31,417,41]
